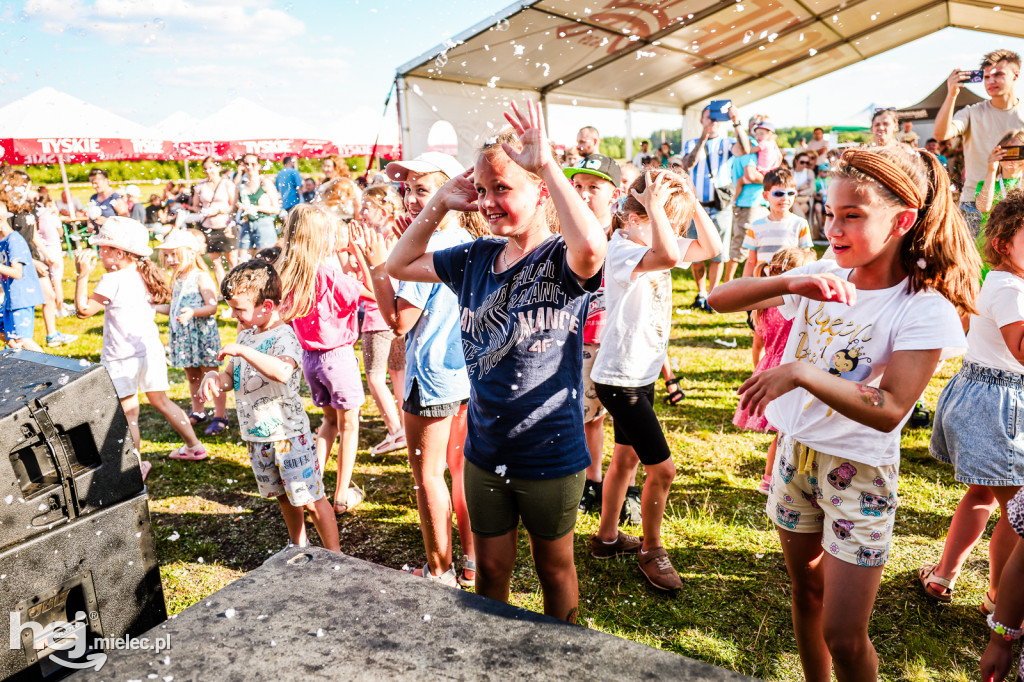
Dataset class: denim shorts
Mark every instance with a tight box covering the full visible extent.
[238,216,278,250]
[0,306,35,341]
[931,360,1024,486]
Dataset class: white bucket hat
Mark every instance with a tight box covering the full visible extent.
[88,216,153,257]
[385,152,465,183]
[155,229,200,252]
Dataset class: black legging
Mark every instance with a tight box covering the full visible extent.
[594,381,671,466]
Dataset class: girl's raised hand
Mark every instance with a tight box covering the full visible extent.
[502,100,553,175]
[630,171,673,211]
[786,273,857,306]
[74,251,96,276]
[737,362,809,416]
[359,226,389,268]
[393,214,411,240]
[988,145,1007,172]
[440,168,479,213]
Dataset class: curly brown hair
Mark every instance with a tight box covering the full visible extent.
[984,187,1024,269]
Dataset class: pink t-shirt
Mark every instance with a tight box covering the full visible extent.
[756,139,782,173]
[289,262,362,351]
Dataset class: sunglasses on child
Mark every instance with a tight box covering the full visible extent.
[770,190,797,197]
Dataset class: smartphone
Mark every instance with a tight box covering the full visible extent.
[961,69,984,83]
[1002,144,1023,160]
[708,99,732,122]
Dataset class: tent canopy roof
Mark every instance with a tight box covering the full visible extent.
[397,0,1021,113]
[0,87,161,139]
[182,97,329,141]
[897,79,986,120]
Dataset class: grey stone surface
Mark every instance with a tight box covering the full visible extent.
[79,547,758,681]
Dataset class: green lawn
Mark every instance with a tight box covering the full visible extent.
[27,257,1004,681]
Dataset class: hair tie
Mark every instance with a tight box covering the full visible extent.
[841,150,924,209]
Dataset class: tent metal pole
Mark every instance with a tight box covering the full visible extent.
[58,154,73,228]
[540,93,549,132]
[624,105,633,161]
[183,160,191,186]
[396,76,411,159]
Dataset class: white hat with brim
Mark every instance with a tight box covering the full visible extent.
[155,229,200,252]
[123,184,141,198]
[88,216,153,257]
[385,152,465,183]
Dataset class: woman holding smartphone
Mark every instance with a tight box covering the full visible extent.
[976,129,1024,213]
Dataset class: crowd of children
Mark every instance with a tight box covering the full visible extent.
[4,89,1024,679]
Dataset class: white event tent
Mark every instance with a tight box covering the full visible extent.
[395,0,1024,162]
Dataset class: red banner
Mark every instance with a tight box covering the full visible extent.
[0,137,401,166]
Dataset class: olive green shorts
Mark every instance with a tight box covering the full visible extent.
[464,459,586,541]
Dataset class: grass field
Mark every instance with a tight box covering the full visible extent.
[24,256,1008,681]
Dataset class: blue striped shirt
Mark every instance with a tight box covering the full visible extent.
[682,136,736,204]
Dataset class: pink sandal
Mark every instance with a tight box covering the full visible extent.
[168,444,208,461]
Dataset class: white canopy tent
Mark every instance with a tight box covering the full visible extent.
[395,0,1024,162]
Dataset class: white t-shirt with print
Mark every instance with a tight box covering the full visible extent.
[232,324,310,442]
[590,231,693,387]
[765,260,966,466]
[93,267,161,362]
[965,270,1024,373]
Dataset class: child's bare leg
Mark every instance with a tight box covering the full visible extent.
[584,415,605,481]
[764,434,779,478]
[365,371,402,436]
[335,407,360,503]
[930,484,997,590]
[278,495,307,546]
[204,366,227,419]
[391,367,405,414]
[474,529,517,604]
[37,271,58,337]
[639,457,675,552]
[406,412,455,576]
[989,486,1023,600]
[184,367,206,415]
[821,554,883,682]
[316,405,340,476]
[706,261,724,292]
[778,528,830,682]
[596,444,640,542]
[751,329,764,367]
[144,391,201,448]
[530,531,579,623]
[210,257,226,291]
[120,394,142,451]
[447,406,474,574]
[306,497,340,552]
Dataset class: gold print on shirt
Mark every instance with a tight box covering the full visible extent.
[794,302,877,416]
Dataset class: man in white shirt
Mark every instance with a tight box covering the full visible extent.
[935,49,1024,236]
[631,140,653,169]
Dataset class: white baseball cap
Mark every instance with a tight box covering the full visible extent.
[123,184,141,198]
[385,152,465,183]
[88,216,153,256]
[155,229,200,252]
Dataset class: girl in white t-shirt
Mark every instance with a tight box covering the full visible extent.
[926,187,1024,619]
[588,170,722,591]
[708,147,980,681]
[74,217,206,480]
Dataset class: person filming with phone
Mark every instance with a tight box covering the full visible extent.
[680,100,750,311]
[935,49,1024,236]
[975,128,1024,214]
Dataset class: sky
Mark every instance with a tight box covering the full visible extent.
[3,1,1024,148]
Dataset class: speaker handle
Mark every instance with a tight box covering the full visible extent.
[29,399,82,520]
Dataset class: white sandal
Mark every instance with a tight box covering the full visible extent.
[405,562,459,588]
[372,429,407,455]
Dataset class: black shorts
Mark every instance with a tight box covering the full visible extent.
[200,226,237,253]
[594,382,672,466]
[402,378,467,418]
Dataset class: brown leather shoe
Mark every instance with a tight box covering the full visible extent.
[638,546,682,591]
[589,530,642,559]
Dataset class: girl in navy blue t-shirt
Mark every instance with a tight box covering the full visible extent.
[388,101,606,623]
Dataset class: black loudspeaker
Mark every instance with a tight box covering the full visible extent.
[0,349,143,552]
[0,350,166,680]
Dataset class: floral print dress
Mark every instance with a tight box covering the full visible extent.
[169,270,221,368]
